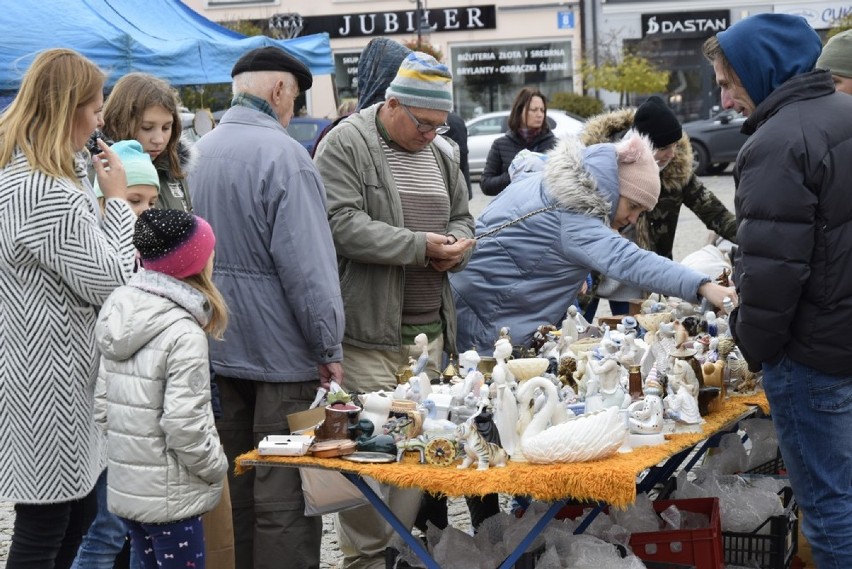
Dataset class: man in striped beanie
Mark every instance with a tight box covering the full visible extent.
[314,52,475,569]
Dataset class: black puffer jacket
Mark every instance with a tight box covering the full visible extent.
[731,70,852,375]
[480,129,557,196]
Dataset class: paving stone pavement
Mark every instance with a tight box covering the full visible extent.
[0,174,736,567]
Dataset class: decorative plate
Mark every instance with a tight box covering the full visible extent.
[341,451,398,463]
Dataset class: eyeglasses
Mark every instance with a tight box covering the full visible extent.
[400,104,450,135]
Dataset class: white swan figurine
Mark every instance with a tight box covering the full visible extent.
[516,377,628,464]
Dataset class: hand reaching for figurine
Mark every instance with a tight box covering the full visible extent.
[698,282,738,311]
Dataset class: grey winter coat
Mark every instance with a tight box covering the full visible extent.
[189,105,345,381]
[731,70,852,375]
[0,149,136,503]
[95,270,227,523]
[315,103,475,354]
[450,139,711,352]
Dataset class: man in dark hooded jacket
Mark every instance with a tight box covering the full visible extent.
[704,14,852,568]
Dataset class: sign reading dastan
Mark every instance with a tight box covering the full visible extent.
[641,10,730,39]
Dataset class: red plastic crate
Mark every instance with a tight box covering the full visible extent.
[556,497,723,569]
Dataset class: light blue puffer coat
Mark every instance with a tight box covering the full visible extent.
[450,139,710,352]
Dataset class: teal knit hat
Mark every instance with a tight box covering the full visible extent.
[94,140,159,196]
[385,51,453,112]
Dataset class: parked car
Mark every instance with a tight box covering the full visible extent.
[286,116,333,154]
[681,109,750,176]
[465,109,585,179]
[210,111,331,154]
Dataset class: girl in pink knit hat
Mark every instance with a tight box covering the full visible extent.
[93,209,228,569]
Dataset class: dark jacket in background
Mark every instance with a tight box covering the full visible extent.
[731,70,852,375]
[480,129,557,196]
[444,112,471,197]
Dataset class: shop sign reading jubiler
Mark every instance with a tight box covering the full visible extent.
[304,5,496,39]
[641,10,730,39]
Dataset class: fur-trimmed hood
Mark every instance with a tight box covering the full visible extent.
[543,137,618,224]
[581,107,694,191]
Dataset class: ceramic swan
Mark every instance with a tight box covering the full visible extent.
[516,377,627,464]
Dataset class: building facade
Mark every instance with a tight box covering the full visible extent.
[182,0,584,120]
[184,0,847,121]
[588,0,843,121]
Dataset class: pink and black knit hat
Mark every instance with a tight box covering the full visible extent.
[134,209,216,279]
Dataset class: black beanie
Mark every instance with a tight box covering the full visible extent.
[633,96,682,148]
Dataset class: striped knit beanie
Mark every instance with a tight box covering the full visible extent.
[385,51,453,112]
[134,209,216,279]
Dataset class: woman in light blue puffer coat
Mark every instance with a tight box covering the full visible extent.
[450,134,736,352]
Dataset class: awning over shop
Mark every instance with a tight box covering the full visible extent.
[0,0,333,90]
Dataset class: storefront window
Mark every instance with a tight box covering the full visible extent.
[449,40,573,120]
[333,50,361,102]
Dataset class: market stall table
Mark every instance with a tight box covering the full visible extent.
[236,393,769,569]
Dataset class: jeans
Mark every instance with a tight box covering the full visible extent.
[71,469,139,569]
[762,355,852,569]
[125,516,204,569]
[7,486,97,569]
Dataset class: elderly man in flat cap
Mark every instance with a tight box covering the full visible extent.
[189,46,345,569]
[314,51,475,569]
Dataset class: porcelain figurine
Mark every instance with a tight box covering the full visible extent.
[559,307,580,354]
[516,377,627,464]
[455,420,507,470]
[359,391,394,434]
[704,311,719,337]
[458,348,481,376]
[701,359,726,414]
[587,339,631,410]
[664,359,702,425]
[627,374,665,434]
[617,330,645,368]
[421,399,457,433]
[411,333,430,374]
[498,326,512,347]
[493,382,520,458]
[566,304,591,334]
[490,338,516,387]
[641,321,677,377]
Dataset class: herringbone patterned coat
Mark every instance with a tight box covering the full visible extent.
[0,149,136,503]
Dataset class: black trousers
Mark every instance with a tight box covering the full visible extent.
[7,489,98,569]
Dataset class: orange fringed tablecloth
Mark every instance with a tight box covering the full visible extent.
[235,392,768,509]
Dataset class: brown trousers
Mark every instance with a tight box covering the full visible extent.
[203,473,235,569]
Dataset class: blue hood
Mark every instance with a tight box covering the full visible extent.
[718,14,822,107]
[356,38,411,111]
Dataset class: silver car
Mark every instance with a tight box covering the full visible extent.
[465,109,585,179]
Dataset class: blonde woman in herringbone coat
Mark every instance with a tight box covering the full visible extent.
[0,48,136,568]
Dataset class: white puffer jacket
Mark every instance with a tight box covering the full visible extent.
[94,270,227,523]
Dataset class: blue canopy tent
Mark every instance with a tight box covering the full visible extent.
[0,0,332,90]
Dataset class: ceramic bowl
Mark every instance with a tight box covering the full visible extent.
[505,357,549,381]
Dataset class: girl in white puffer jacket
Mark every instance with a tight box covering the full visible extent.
[94,209,228,569]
